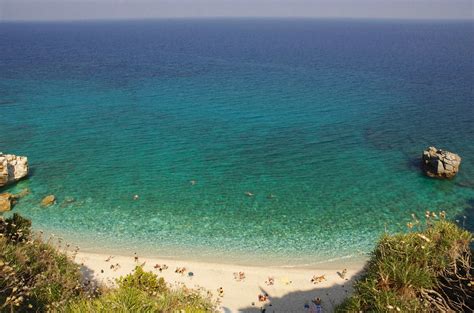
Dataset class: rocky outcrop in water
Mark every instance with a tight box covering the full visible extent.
[0,153,29,187]
[422,147,461,179]
[41,195,56,207]
[0,193,14,212]
[0,189,29,212]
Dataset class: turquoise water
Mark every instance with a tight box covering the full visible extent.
[1,19,473,266]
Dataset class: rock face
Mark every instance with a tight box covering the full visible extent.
[0,153,29,187]
[41,195,56,207]
[422,147,461,179]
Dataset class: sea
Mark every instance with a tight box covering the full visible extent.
[1,19,473,266]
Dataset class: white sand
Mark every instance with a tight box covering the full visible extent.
[74,252,366,312]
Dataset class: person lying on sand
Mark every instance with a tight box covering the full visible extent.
[265,277,274,285]
[310,274,326,284]
[258,293,269,302]
[217,287,224,297]
[154,264,168,272]
[110,263,121,271]
[337,268,347,279]
[233,271,246,281]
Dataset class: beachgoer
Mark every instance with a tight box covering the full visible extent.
[310,297,322,313]
[217,287,224,297]
[338,268,347,279]
[311,274,326,284]
[265,277,274,285]
[258,294,268,302]
[233,271,246,281]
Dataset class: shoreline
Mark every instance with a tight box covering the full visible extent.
[74,244,369,269]
[37,226,369,269]
[73,251,367,312]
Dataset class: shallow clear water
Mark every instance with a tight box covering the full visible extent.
[1,19,473,266]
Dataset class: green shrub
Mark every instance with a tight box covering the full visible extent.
[117,266,168,295]
[65,286,216,313]
[0,215,94,312]
[337,218,473,312]
[0,214,217,312]
[65,266,217,313]
[0,213,32,243]
[65,287,161,313]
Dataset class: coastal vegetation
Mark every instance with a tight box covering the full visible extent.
[0,213,91,312]
[337,212,473,312]
[65,266,217,312]
[0,213,217,312]
[1,211,472,312]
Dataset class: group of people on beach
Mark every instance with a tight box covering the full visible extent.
[153,263,168,272]
[233,271,246,281]
[122,253,332,312]
[174,267,187,275]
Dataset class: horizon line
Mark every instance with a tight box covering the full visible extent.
[1,16,473,23]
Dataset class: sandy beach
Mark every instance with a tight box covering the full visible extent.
[74,252,366,312]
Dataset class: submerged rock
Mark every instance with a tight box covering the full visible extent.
[0,153,29,187]
[15,188,30,199]
[41,195,56,207]
[0,193,14,212]
[422,147,461,179]
[60,197,76,208]
[0,189,30,212]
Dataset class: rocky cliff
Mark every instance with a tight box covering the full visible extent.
[0,153,29,187]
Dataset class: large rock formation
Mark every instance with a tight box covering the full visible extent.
[422,147,461,179]
[0,153,29,187]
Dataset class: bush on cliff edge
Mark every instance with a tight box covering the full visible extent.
[0,214,217,312]
[338,214,473,312]
[0,213,93,312]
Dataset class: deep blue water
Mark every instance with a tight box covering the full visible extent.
[1,19,473,265]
